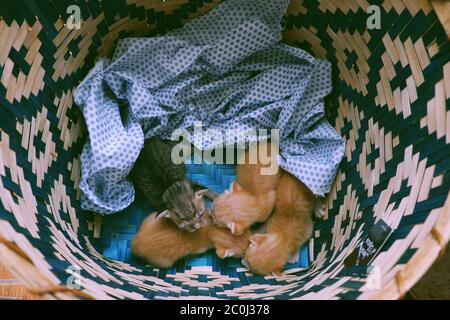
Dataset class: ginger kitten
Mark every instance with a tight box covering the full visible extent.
[243,172,314,275]
[213,141,281,235]
[131,210,250,268]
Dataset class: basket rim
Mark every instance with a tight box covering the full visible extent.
[359,189,450,300]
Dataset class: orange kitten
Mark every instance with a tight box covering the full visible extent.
[132,211,250,268]
[243,172,314,275]
[213,141,281,235]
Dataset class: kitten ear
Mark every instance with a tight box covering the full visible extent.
[216,247,235,259]
[190,181,207,192]
[249,234,267,246]
[157,210,171,219]
[230,181,243,193]
[216,246,227,259]
[194,189,206,200]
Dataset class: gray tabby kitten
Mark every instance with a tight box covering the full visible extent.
[130,138,216,232]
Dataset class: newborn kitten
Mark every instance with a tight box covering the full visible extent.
[243,172,314,275]
[130,138,210,232]
[131,209,250,268]
[213,141,281,235]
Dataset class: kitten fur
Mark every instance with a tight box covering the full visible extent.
[243,172,314,275]
[130,138,206,232]
[213,141,281,235]
[131,211,250,268]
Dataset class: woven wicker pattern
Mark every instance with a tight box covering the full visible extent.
[0,263,40,299]
[0,0,449,300]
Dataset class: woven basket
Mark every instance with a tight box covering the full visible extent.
[0,0,449,300]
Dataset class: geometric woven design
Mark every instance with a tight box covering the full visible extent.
[0,20,45,103]
[0,0,449,300]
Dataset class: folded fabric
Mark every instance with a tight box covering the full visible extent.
[74,0,346,214]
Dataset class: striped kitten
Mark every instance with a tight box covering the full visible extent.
[130,138,213,232]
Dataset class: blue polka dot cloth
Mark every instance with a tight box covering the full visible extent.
[74,0,346,214]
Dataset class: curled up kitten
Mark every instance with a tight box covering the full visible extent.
[212,141,281,235]
[243,172,314,276]
[130,138,217,232]
[131,195,250,268]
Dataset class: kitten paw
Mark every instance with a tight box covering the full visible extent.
[226,221,246,235]
[224,249,235,258]
[216,247,235,259]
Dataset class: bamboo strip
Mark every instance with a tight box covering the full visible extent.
[431,0,450,39]
[0,21,19,66]
[404,37,425,87]
[435,80,446,139]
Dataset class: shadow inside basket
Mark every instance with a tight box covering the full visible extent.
[89,162,310,274]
